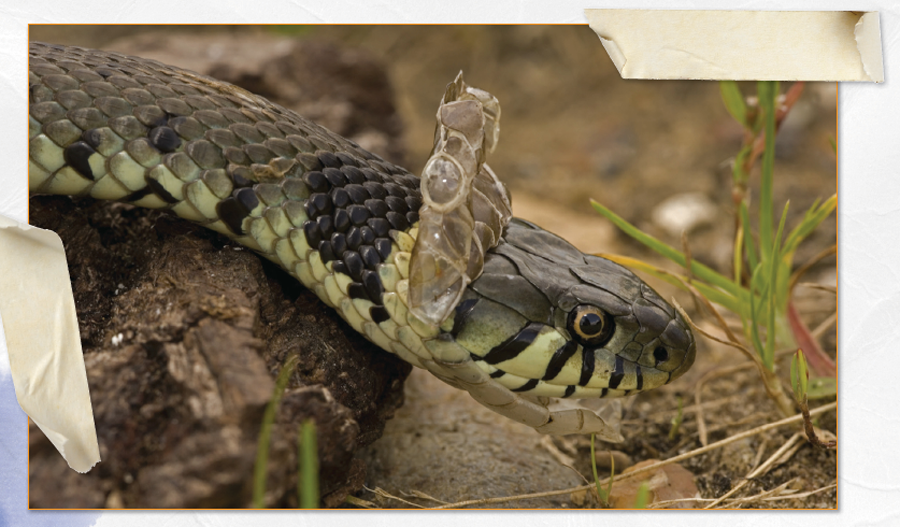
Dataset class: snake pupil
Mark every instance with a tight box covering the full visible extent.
[653,346,669,364]
[579,312,604,337]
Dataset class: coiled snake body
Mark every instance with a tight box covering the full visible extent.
[28,42,695,439]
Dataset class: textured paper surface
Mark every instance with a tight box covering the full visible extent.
[586,10,884,82]
[0,214,100,473]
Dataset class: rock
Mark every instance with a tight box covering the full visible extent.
[27,33,413,508]
[608,459,700,509]
[359,369,585,509]
[651,192,719,237]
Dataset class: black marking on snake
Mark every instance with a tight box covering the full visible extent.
[123,186,153,203]
[332,260,348,276]
[310,193,333,217]
[331,232,348,256]
[365,198,389,218]
[227,166,254,188]
[336,152,359,168]
[563,385,576,398]
[361,168,382,184]
[489,369,505,379]
[367,217,390,237]
[512,378,539,392]
[323,167,346,187]
[405,195,422,211]
[450,298,479,337]
[406,211,420,225]
[333,208,350,232]
[359,245,381,269]
[347,282,369,302]
[578,347,595,387]
[482,322,544,365]
[360,226,376,244]
[348,204,370,226]
[386,211,409,231]
[361,269,384,305]
[363,181,388,200]
[346,226,362,251]
[542,340,578,381]
[148,126,181,153]
[317,214,334,239]
[317,151,341,168]
[217,189,259,235]
[63,141,97,180]
[608,355,625,389]
[635,365,643,391]
[343,251,364,281]
[345,184,369,204]
[332,188,350,209]
[145,177,179,204]
[303,171,328,193]
[370,305,390,324]
[600,388,608,398]
[302,221,321,247]
[375,238,392,260]
[341,166,366,185]
[81,128,103,149]
[385,195,408,213]
[317,240,336,263]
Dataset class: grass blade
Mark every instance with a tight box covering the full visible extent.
[720,81,748,127]
[253,355,300,508]
[591,199,743,299]
[757,81,779,263]
[298,419,319,508]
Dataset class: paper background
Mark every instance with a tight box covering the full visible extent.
[0,0,894,525]
[586,10,884,81]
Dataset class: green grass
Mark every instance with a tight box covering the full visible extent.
[591,81,836,417]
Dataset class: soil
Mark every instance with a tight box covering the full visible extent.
[27,25,836,509]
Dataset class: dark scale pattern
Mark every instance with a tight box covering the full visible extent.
[63,141,97,180]
[30,42,426,334]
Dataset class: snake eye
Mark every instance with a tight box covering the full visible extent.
[568,305,615,347]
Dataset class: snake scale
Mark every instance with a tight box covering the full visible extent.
[28,42,695,439]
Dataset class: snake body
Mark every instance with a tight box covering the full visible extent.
[28,42,695,437]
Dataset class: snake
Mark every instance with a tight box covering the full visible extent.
[28,42,695,440]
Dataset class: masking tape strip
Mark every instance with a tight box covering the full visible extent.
[0,214,100,473]
[586,10,884,82]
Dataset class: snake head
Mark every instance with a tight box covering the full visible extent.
[446,219,696,399]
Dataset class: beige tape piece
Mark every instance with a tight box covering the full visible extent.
[586,10,884,82]
[0,214,100,473]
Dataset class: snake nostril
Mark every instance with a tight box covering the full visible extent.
[653,346,669,365]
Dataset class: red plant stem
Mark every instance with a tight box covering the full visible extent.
[786,300,835,377]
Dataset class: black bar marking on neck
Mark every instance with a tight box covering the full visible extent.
[489,369,505,379]
[563,385,576,398]
[512,378,539,392]
[635,365,643,391]
[578,347,595,386]
[542,340,578,381]
[482,322,544,365]
[608,355,625,389]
